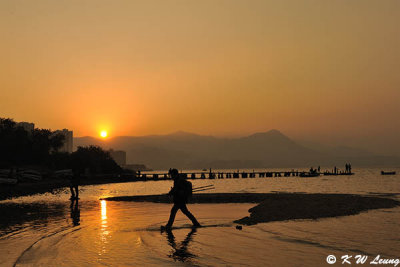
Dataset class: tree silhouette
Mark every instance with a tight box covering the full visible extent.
[70,146,122,174]
[0,118,122,177]
[0,118,65,166]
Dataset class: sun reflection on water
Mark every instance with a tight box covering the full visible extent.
[101,200,107,221]
[99,200,110,257]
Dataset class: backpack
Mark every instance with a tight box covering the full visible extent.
[183,180,193,200]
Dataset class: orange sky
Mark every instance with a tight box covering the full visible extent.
[0,0,399,152]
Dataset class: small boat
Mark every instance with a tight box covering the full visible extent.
[0,169,10,175]
[381,171,396,175]
[53,169,73,178]
[17,170,42,181]
[0,178,18,185]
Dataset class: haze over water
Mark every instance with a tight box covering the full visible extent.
[1,167,399,266]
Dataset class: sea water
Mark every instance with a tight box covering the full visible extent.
[0,167,399,266]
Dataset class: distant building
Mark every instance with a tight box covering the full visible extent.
[54,129,73,153]
[109,149,126,166]
[16,122,35,133]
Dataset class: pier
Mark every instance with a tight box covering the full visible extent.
[133,168,354,181]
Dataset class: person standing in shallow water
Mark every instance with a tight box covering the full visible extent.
[164,169,201,230]
[69,170,81,200]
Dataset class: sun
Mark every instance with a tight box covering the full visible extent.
[100,130,108,138]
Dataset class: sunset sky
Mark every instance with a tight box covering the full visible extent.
[1,0,399,154]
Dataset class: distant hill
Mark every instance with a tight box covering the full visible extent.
[74,130,399,170]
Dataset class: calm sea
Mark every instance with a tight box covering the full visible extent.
[0,167,399,266]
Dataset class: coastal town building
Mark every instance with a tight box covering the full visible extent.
[54,129,73,153]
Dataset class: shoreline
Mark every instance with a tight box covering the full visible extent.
[0,177,137,201]
[103,193,400,225]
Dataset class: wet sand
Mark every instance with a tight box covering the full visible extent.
[103,193,400,225]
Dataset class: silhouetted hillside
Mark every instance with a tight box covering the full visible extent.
[74,130,399,170]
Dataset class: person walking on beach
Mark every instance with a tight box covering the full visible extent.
[69,169,81,200]
[163,169,201,230]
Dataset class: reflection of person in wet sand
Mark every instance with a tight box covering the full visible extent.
[163,169,201,230]
[70,199,80,226]
[166,227,197,262]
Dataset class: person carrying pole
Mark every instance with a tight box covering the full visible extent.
[163,168,201,230]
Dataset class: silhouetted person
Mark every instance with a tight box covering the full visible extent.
[70,198,80,226]
[348,163,352,173]
[69,170,81,200]
[165,227,197,262]
[164,169,200,230]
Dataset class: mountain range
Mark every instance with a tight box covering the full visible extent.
[74,130,399,170]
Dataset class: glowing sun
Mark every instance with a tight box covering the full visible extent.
[100,130,108,138]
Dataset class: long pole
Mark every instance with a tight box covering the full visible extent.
[193,187,215,193]
[193,185,214,190]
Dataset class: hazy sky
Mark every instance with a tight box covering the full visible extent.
[1,0,399,153]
